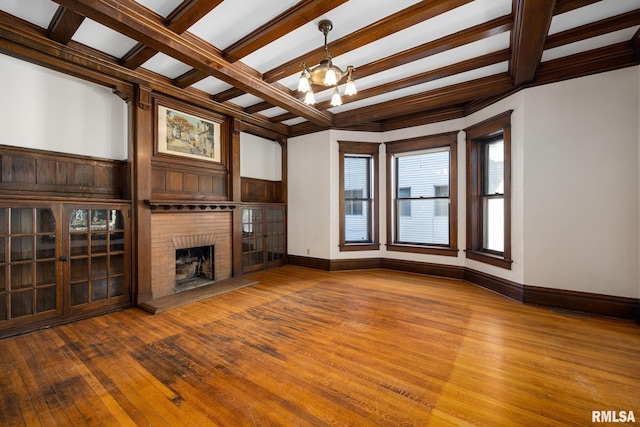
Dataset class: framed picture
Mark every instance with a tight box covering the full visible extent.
[157,104,221,163]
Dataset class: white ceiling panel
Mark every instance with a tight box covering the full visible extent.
[191,77,232,95]
[549,0,640,35]
[134,0,185,18]
[141,53,192,79]
[72,19,139,59]
[1,0,58,29]
[542,27,640,62]
[187,0,300,50]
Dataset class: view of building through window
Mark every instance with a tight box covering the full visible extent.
[344,155,372,242]
[395,148,450,245]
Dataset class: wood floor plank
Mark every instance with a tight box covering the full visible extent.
[0,266,638,426]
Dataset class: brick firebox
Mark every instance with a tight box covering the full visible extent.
[150,211,233,298]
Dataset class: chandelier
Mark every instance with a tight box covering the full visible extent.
[297,20,357,107]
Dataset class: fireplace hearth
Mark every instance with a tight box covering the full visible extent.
[175,245,215,292]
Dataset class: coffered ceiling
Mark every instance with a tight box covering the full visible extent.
[1,0,639,137]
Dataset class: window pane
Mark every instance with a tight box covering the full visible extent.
[483,197,504,252]
[397,150,449,198]
[36,209,55,233]
[344,154,372,244]
[91,210,108,231]
[11,209,33,234]
[344,156,370,198]
[345,200,371,242]
[484,139,504,195]
[397,199,448,245]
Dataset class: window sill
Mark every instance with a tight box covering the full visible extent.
[339,243,381,252]
[465,250,512,270]
[387,244,458,257]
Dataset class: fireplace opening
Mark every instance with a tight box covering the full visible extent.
[175,245,215,292]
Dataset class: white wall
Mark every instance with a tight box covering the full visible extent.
[523,67,639,298]
[0,53,127,160]
[287,67,640,298]
[240,132,282,180]
[288,130,332,258]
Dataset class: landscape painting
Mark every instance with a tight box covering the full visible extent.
[157,105,221,163]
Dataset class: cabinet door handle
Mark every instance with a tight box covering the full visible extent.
[59,256,69,262]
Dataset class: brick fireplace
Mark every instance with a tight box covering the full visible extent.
[150,211,233,298]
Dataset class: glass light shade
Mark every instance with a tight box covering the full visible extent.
[298,73,310,93]
[323,67,338,86]
[304,90,316,105]
[330,88,342,107]
[345,78,357,96]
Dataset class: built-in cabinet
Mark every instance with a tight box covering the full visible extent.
[241,204,286,273]
[0,202,130,338]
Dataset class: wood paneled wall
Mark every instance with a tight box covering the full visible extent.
[0,145,126,199]
[241,177,283,203]
[151,163,227,200]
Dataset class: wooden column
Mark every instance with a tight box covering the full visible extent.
[231,119,243,277]
[131,85,153,304]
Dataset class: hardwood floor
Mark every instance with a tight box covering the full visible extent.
[1,266,639,426]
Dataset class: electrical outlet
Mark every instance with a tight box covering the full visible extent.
[306,248,310,255]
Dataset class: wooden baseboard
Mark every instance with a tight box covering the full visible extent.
[524,285,638,321]
[464,268,523,301]
[382,258,465,279]
[288,255,640,321]
[287,255,331,271]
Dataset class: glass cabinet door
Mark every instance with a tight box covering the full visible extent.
[266,207,285,266]
[241,205,286,273]
[242,208,264,272]
[0,207,59,323]
[64,205,129,312]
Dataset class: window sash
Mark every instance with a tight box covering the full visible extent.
[343,154,373,243]
[393,148,451,246]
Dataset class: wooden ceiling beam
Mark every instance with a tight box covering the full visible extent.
[333,73,513,126]
[380,106,466,132]
[121,0,223,69]
[47,6,85,44]
[245,101,274,114]
[223,0,348,63]
[510,0,556,86]
[354,15,512,82]
[54,0,333,127]
[263,0,473,83]
[545,9,640,50]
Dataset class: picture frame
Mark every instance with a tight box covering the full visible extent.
[156,104,222,163]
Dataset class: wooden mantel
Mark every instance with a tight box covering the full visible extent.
[145,200,239,212]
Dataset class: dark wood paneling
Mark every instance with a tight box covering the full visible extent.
[287,256,639,321]
[151,165,227,200]
[241,177,283,203]
[524,285,638,321]
[0,145,125,199]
